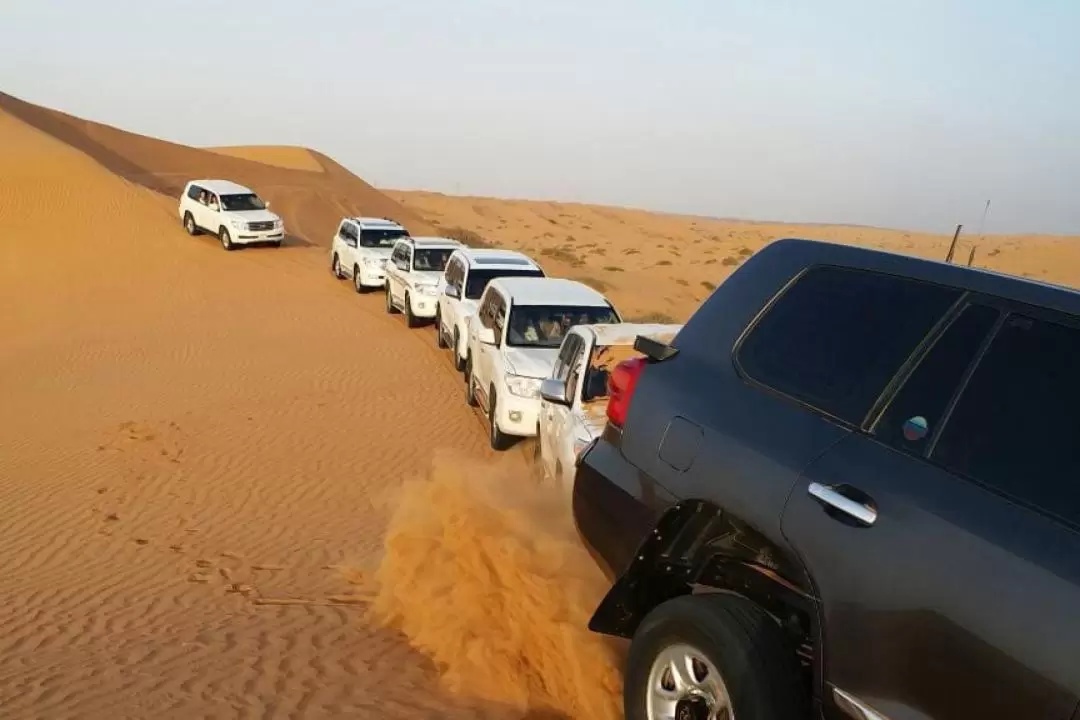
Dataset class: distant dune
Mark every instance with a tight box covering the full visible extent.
[210,145,327,173]
[388,190,1080,322]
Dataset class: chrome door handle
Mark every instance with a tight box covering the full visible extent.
[808,483,877,527]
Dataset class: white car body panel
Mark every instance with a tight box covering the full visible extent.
[385,237,462,319]
[329,217,408,288]
[538,322,684,497]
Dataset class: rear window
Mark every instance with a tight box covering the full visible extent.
[736,265,962,425]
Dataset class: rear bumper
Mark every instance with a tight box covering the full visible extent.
[571,436,676,581]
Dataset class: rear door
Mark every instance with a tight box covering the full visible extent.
[781,297,1080,720]
[541,332,584,480]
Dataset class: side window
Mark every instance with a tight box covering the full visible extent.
[477,289,494,328]
[187,185,203,201]
[554,336,579,382]
[736,266,962,425]
[873,303,1000,454]
[492,294,507,338]
[932,312,1080,526]
[566,340,587,401]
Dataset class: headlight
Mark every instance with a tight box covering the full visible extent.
[274,219,283,228]
[506,375,542,398]
[230,218,245,229]
[363,257,382,266]
[418,285,439,296]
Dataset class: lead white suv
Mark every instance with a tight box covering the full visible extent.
[436,248,546,371]
[537,322,682,497]
[179,179,284,250]
[330,217,410,292]
[384,236,462,327]
[464,277,621,450]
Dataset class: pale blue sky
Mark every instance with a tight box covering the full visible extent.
[1,0,1077,234]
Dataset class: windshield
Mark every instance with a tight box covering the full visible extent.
[465,268,544,300]
[360,229,408,248]
[412,248,455,272]
[220,193,266,212]
[506,305,619,348]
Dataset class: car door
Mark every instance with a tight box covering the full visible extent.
[548,333,586,481]
[540,333,577,478]
[387,242,405,302]
[203,192,221,234]
[477,291,506,409]
[781,297,1080,720]
[339,222,358,274]
[469,289,496,406]
[440,257,462,334]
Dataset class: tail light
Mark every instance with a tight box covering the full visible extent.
[606,356,647,429]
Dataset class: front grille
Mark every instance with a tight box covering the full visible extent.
[248,221,275,232]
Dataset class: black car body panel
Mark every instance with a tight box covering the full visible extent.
[572,238,1080,720]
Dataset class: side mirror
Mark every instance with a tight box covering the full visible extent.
[445,285,461,299]
[477,326,497,346]
[540,378,571,407]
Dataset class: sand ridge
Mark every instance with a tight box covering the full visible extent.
[209,146,327,173]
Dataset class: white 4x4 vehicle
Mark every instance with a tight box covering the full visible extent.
[436,248,545,371]
[464,277,621,450]
[537,322,683,496]
[329,217,410,292]
[179,179,284,250]
[384,236,462,327]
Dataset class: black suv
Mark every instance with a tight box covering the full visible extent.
[571,238,1080,720]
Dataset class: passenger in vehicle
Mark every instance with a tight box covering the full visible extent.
[509,314,540,343]
[207,193,219,210]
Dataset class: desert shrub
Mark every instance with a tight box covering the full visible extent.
[701,280,716,291]
[627,311,677,323]
[603,266,624,272]
[440,226,494,249]
[576,276,612,292]
[657,260,673,267]
[721,256,739,266]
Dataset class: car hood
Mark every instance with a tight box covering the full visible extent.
[458,298,480,318]
[224,209,280,223]
[362,247,393,260]
[502,346,559,379]
[412,271,444,286]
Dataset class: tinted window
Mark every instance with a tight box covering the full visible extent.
[187,185,203,200]
[874,303,999,454]
[360,228,406,248]
[506,305,620,348]
[412,248,454,272]
[737,266,962,424]
[932,312,1080,526]
[220,193,266,212]
[464,268,544,300]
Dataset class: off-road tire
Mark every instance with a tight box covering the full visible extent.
[435,309,448,348]
[405,293,421,328]
[624,594,808,720]
[488,388,512,451]
[220,227,234,251]
[331,254,344,279]
[385,286,399,314]
[453,329,466,372]
[354,266,366,294]
[465,357,478,407]
[184,212,200,236]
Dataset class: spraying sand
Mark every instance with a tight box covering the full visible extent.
[369,450,623,719]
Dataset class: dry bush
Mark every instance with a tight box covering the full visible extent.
[439,226,495,249]
[701,280,717,291]
[627,311,677,323]
[656,260,672,267]
[576,276,613,292]
[603,266,624,272]
[721,256,739,266]
[540,246,584,266]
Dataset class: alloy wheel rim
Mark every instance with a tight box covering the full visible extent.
[646,644,733,720]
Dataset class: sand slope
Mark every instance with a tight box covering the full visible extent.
[0,98,544,718]
[210,145,326,173]
[388,190,1080,322]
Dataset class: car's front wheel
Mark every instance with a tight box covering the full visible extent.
[465,356,478,407]
[184,212,200,236]
[220,227,234,251]
[435,308,448,348]
[404,293,421,328]
[331,254,344,279]
[453,329,466,373]
[624,594,808,720]
[385,285,399,314]
[488,388,512,451]
[353,266,366,294]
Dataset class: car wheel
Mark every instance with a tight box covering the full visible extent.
[385,285,399,314]
[465,357,478,407]
[220,227,234,251]
[453,329,466,373]
[488,387,511,451]
[184,212,200,236]
[624,594,808,720]
[435,309,448,348]
[353,266,366,294]
[404,293,421,328]
[331,254,343,279]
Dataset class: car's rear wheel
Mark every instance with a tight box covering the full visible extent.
[353,266,365,294]
[220,227,234,251]
[435,309,448,348]
[488,387,511,451]
[624,594,808,720]
[404,293,421,328]
[385,285,399,314]
[453,329,466,372]
[184,212,199,236]
[465,357,478,407]
[331,254,343,279]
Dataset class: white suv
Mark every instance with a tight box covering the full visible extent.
[537,322,682,496]
[464,277,621,450]
[384,236,462,327]
[179,179,284,250]
[330,217,410,292]
[436,248,545,371]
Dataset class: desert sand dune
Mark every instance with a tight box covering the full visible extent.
[210,145,326,173]
[1,96,612,718]
[388,190,1080,322]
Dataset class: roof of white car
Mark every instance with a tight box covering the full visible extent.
[406,236,462,248]
[454,247,542,270]
[351,216,407,230]
[189,179,254,195]
[493,277,611,307]
[577,322,684,346]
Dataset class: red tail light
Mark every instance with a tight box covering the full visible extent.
[607,356,647,429]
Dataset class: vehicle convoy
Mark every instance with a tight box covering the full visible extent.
[179,179,284,250]
[330,217,410,291]
[464,277,621,450]
[537,322,682,498]
[437,248,546,370]
[572,238,1080,720]
[384,236,462,327]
